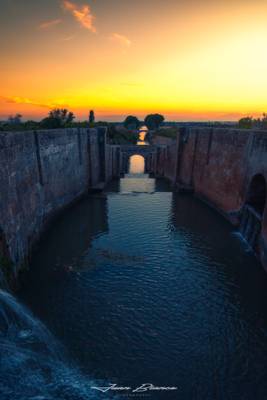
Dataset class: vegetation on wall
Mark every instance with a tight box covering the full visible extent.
[0,108,140,145]
[0,109,99,132]
[238,114,267,129]
[40,109,75,129]
[0,109,76,131]
[107,124,139,144]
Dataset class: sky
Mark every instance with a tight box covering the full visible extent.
[1,0,267,121]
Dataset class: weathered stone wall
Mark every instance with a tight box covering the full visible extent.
[1,126,267,275]
[106,145,121,181]
[179,129,249,214]
[154,128,267,269]
[151,136,178,184]
[246,133,267,269]
[88,128,102,188]
[177,130,198,187]
[118,145,159,175]
[0,127,117,276]
[176,128,267,269]
[176,129,267,214]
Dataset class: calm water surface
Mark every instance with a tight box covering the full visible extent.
[19,163,267,399]
[137,125,149,145]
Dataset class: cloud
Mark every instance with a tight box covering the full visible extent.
[0,96,69,109]
[38,19,62,30]
[59,35,76,42]
[110,33,131,47]
[62,0,96,33]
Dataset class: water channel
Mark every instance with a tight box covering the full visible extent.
[1,131,267,399]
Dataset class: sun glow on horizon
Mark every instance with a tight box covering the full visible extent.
[1,0,267,121]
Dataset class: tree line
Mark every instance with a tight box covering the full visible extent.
[0,109,160,145]
[238,114,267,129]
[4,110,267,132]
[1,109,165,131]
[123,114,164,130]
[0,109,96,131]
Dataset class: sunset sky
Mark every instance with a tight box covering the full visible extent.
[1,0,267,121]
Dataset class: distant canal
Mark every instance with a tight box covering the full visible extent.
[137,125,149,145]
[19,156,267,399]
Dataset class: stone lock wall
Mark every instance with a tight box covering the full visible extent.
[178,128,250,214]
[151,136,178,184]
[1,126,267,277]
[0,127,119,276]
[154,128,267,270]
[175,129,267,217]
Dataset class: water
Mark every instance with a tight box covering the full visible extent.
[0,290,111,400]
[8,159,267,399]
[137,125,149,145]
[239,205,262,251]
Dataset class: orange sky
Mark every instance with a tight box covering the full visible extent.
[1,0,267,121]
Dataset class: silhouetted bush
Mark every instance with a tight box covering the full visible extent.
[238,114,267,129]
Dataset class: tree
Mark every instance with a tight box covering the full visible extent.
[24,120,40,130]
[8,114,22,124]
[48,108,75,124]
[41,108,75,129]
[66,112,75,124]
[108,123,139,144]
[89,110,95,124]
[123,115,140,130]
[261,113,267,129]
[40,117,62,129]
[144,114,165,130]
[238,116,253,129]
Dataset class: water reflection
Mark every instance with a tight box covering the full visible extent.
[112,154,171,193]
[137,125,149,145]
[129,155,145,174]
[120,175,155,193]
[18,174,267,400]
[21,196,109,289]
[106,175,171,193]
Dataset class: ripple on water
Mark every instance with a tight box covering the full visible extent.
[17,180,267,400]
